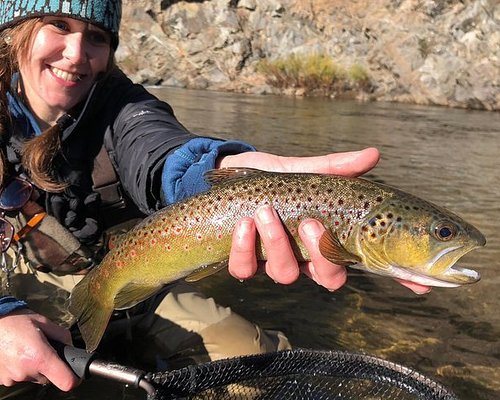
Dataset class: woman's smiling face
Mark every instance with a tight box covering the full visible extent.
[18,16,111,120]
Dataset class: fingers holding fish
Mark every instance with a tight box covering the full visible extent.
[228,217,258,280]
[217,147,380,177]
[254,205,300,284]
[321,147,380,177]
[299,219,347,291]
[394,279,432,295]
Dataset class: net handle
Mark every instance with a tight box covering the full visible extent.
[50,340,156,395]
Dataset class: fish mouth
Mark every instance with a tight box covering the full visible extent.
[390,245,482,287]
[388,264,480,288]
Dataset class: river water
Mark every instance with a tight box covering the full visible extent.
[150,87,500,400]
[28,88,500,400]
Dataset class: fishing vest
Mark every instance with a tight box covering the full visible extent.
[8,144,144,276]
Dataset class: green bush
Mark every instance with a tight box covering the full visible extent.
[257,54,370,96]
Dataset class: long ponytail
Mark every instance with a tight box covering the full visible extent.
[21,124,67,192]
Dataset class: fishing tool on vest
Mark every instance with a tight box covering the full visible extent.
[0,177,45,293]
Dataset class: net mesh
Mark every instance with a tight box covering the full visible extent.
[145,349,458,400]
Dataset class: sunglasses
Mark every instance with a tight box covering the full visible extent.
[0,178,46,253]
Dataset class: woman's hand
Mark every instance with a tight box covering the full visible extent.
[219,148,431,295]
[0,309,79,390]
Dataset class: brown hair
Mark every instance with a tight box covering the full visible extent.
[0,18,115,192]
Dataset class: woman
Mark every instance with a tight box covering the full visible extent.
[0,0,427,394]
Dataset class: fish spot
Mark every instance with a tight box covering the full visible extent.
[183,244,189,251]
[338,199,344,205]
[130,250,137,257]
[207,245,213,251]
[364,202,370,209]
[387,213,393,219]
[358,194,365,200]
[165,244,172,251]
[115,260,125,269]
[396,216,402,222]
[196,233,203,241]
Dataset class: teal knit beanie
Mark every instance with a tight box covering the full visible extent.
[0,0,121,49]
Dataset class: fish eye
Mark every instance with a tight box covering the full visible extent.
[433,222,457,241]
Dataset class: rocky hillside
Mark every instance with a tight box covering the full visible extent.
[117,0,499,111]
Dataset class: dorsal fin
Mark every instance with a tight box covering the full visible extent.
[203,168,265,186]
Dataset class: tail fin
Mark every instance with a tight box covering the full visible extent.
[68,274,114,352]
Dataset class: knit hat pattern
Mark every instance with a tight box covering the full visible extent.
[0,0,121,48]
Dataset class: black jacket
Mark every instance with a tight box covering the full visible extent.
[7,68,197,244]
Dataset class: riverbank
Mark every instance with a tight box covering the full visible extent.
[118,0,499,111]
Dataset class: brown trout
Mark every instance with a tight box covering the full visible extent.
[69,168,485,351]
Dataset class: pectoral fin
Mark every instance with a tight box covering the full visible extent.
[185,261,228,282]
[319,230,361,266]
[114,282,164,310]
